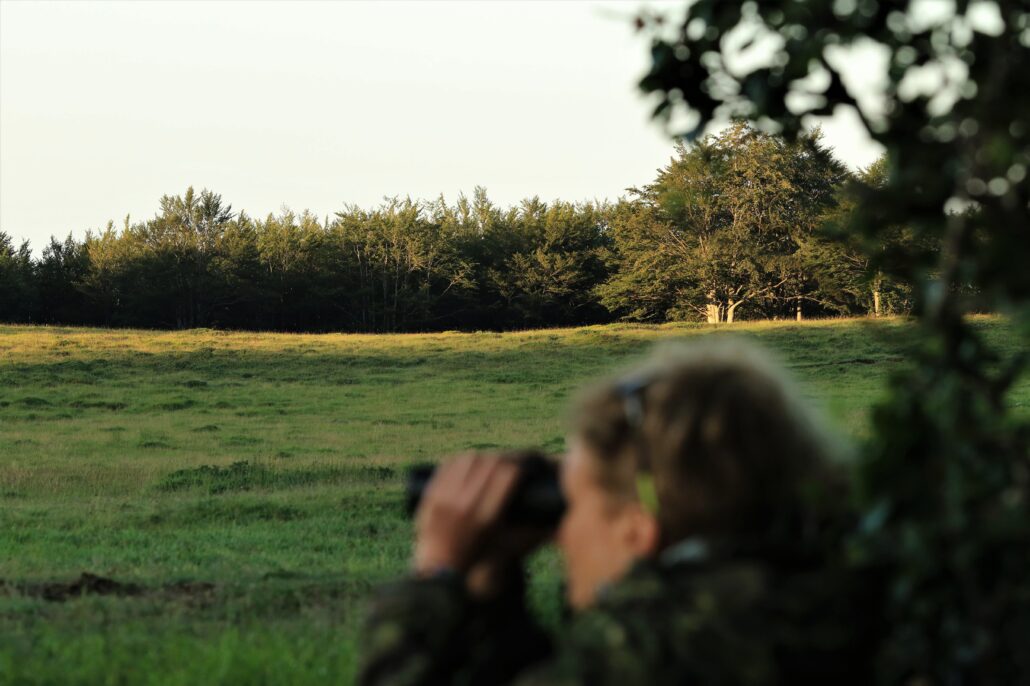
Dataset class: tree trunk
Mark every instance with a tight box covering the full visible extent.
[726,300,739,323]
[796,299,803,321]
[873,272,883,317]
[704,286,721,321]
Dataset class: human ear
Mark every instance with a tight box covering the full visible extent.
[622,506,661,559]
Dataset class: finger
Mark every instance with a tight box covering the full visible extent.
[425,454,476,503]
[474,460,520,525]
[457,456,501,510]
[418,455,477,524]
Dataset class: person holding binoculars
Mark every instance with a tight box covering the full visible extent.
[360,340,879,685]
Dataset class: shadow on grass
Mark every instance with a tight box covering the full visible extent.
[144,499,307,526]
[155,461,399,495]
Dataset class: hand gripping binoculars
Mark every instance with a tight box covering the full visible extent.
[405,451,567,529]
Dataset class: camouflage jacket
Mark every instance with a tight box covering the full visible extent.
[359,538,879,685]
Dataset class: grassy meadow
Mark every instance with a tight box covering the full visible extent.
[1,317,1027,685]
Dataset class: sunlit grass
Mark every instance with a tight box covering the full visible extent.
[1,315,1026,684]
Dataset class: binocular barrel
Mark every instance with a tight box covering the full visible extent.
[405,453,566,528]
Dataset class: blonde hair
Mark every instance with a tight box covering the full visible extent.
[572,338,845,544]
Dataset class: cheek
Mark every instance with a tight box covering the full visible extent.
[557,498,605,565]
[556,504,587,562]
[557,497,623,609]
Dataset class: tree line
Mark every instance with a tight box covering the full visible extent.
[1,124,923,332]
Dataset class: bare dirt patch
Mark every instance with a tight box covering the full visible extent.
[0,573,215,603]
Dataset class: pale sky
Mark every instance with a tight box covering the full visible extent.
[1,0,883,253]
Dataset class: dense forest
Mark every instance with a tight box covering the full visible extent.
[1,124,924,332]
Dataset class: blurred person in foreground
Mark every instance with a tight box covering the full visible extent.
[359,340,881,685]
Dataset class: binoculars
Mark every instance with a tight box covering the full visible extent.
[405,452,566,528]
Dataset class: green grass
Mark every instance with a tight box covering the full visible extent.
[1,317,1027,685]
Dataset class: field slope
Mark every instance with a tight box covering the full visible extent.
[1,317,1026,684]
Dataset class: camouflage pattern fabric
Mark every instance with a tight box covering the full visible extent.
[359,539,879,685]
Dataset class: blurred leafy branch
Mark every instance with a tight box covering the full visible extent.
[637,1,1029,681]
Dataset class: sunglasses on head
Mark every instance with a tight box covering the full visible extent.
[614,375,659,514]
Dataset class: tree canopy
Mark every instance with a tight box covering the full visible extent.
[601,122,857,322]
